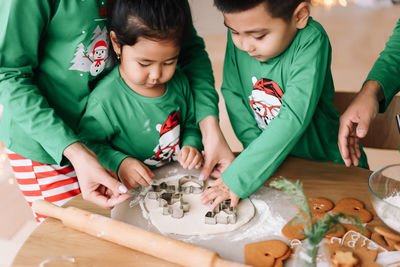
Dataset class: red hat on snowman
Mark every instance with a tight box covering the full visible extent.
[253,78,283,102]
[92,40,107,55]
[159,111,180,136]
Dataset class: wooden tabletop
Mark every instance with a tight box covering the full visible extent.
[12,156,381,267]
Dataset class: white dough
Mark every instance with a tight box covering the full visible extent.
[142,174,255,236]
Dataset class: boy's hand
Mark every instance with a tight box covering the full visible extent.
[118,157,154,189]
[201,178,240,210]
[178,145,203,169]
[338,80,381,167]
[64,142,131,209]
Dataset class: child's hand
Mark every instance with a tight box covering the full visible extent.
[201,178,240,210]
[178,145,203,169]
[118,157,154,189]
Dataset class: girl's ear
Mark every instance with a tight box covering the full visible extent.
[110,31,121,57]
[293,2,310,30]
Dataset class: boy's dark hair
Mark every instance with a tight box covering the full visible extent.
[110,0,191,47]
[213,0,309,22]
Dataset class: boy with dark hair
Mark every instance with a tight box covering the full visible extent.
[202,0,369,208]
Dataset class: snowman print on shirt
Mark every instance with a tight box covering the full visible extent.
[89,40,108,76]
[144,111,181,167]
[69,26,112,77]
[249,76,284,129]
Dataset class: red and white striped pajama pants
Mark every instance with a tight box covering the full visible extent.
[6,149,81,223]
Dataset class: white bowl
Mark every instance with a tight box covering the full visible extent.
[368,164,400,233]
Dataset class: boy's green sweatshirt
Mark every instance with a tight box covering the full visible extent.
[221,18,368,198]
[0,0,217,165]
[366,18,400,112]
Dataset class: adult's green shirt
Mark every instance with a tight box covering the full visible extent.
[221,18,368,198]
[78,67,202,173]
[366,18,400,112]
[0,0,217,165]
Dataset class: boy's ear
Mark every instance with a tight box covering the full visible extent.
[293,2,310,29]
[110,31,121,57]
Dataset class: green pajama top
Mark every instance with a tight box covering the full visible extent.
[78,67,202,173]
[0,0,217,165]
[366,18,400,112]
[221,18,368,198]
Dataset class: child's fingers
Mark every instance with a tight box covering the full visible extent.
[230,195,240,208]
[201,189,218,205]
[187,149,200,170]
[136,166,154,185]
[183,149,195,169]
[188,153,202,169]
[209,196,226,210]
[178,148,189,165]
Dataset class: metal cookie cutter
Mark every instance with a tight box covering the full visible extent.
[178,175,204,194]
[147,182,176,200]
[159,192,190,219]
[204,199,237,225]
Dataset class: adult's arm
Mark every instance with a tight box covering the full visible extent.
[366,18,400,112]
[0,0,78,163]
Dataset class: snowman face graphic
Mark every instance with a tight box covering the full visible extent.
[90,41,108,76]
[93,48,108,60]
[249,77,283,129]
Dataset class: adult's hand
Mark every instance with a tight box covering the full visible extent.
[198,116,235,180]
[338,80,382,166]
[63,142,131,209]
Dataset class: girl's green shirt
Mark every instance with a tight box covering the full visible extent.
[0,0,217,165]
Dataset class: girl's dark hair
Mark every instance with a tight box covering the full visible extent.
[110,0,191,47]
[213,0,309,22]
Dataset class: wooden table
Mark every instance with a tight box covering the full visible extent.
[13,156,381,267]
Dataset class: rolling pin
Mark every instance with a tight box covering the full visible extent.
[32,200,247,267]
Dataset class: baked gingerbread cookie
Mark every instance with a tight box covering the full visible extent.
[325,236,381,267]
[372,226,400,251]
[330,250,360,267]
[331,198,373,223]
[282,198,334,240]
[244,240,291,267]
[281,216,307,240]
[343,224,372,239]
[325,223,347,240]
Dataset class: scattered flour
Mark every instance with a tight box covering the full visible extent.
[374,191,400,233]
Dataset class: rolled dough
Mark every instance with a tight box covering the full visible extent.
[142,174,255,236]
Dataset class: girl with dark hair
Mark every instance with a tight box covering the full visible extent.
[0,0,233,221]
[78,0,204,189]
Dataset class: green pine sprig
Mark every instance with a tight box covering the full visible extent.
[270,178,364,247]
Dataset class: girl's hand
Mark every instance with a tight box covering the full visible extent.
[118,157,154,189]
[178,145,203,169]
[201,177,240,210]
